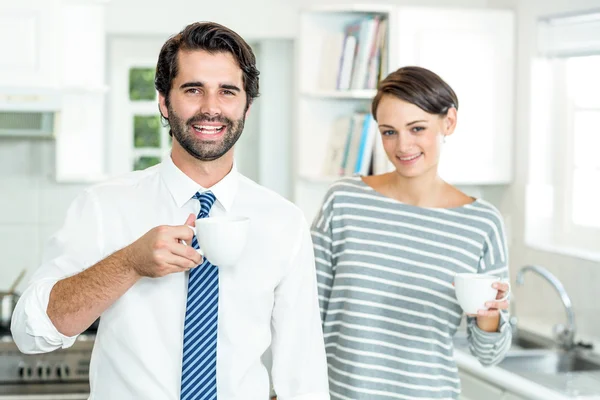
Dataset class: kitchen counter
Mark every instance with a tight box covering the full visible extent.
[455,346,600,399]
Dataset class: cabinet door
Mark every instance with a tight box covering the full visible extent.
[459,370,505,400]
[503,393,527,400]
[55,1,108,182]
[393,7,515,185]
[0,0,60,88]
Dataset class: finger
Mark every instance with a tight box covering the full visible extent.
[163,253,202,271]
[486,300,509,310]
[173,224,195,243]
[477,309,499,318]
[172,241,203,265]
[495,290,508,300]
[184,213,196,227]
[492,282,510,292]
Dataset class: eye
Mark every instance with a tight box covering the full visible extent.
[221,89,236,96]
[381,130,396,136]
[411,126,425,133]
[185,88,200,95]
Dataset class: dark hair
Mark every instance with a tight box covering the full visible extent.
[371,66,458,120]
[155,22,260,113]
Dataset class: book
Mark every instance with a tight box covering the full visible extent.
[322,116,352,176]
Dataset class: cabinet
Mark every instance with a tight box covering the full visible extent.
[0,0,109,182]
[295,5,515,220]
[394,8,515,185]
[502,394,527,400]
[0,0,61,88]
[459,370,504,400]
[459,369,530,400]
[55,0,109,182]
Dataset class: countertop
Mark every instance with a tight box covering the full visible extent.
[454,346,600,399]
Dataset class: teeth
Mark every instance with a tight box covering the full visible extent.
[192,125,224,134]
[400,153,421,161]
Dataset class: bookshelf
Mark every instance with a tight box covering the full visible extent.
[294,5,515,220]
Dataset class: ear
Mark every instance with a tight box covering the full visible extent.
[443,107,458,137]
[244,103,252,120]
[158,93,169,120]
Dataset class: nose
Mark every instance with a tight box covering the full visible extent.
[396,131,415,153]
[199,92,221,116]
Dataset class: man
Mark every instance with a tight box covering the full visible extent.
[11,22,329,400]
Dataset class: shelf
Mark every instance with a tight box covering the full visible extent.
[301,89,377,99]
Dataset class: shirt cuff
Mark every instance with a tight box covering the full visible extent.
[23,278,78,349]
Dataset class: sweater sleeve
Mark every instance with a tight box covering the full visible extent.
[467,211,512,366]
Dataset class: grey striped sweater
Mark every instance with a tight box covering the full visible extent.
[311,177,512,400]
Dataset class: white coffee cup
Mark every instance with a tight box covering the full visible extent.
[183,216,250,267]
[454,273,510,315]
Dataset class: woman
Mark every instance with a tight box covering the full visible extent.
[311,66,511,399]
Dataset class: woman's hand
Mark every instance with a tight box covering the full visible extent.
[474,281,510,332]
[477,281,510,318]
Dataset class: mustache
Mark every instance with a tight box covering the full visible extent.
[187,114,233,126]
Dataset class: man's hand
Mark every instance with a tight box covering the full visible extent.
[126,213,202,278]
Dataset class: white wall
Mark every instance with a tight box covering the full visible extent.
[0,141,88,292]
[105,0,516,38]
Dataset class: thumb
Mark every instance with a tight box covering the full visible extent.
[184,213,196,227]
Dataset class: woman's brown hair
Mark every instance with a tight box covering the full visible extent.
[372,66,458,120]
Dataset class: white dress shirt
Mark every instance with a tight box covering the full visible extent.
[11,156,330,400]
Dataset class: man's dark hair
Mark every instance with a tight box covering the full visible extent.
[155,21,260,118]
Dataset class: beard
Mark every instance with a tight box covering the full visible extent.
[167,105,245,162]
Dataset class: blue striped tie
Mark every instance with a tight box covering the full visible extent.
[180,191,218,400]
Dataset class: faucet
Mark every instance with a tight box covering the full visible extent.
[516,265,576,350]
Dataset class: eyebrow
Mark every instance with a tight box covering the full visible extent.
[179,81,241,92]
[406,120,427,127]
[378,120,428,130]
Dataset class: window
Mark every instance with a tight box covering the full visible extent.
[107,38,173,176]
[128,68,171,171]
[566,56,600,229]
[526,12,600,260]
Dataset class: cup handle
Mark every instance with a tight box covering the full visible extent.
[180,226,204,256]
[495,280,511,302]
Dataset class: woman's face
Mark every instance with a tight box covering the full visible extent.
[375,95,456,179]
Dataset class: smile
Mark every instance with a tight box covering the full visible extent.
[398,153,423,161]
[192,125,225,134]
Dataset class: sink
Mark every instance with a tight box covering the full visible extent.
[511,333,549,350]
[498,351,600,374]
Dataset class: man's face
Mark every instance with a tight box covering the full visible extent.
[159,49,249,161]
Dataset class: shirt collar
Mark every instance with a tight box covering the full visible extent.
[160,155,238,211]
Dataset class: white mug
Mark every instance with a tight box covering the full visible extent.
[182,216,250,267]
[454,273,510,315]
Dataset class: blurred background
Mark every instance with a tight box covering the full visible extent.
[0,0,599,398]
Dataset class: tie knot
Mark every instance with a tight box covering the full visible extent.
[193,191,216,218]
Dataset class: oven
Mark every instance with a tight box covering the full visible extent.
[0,327,94,400]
